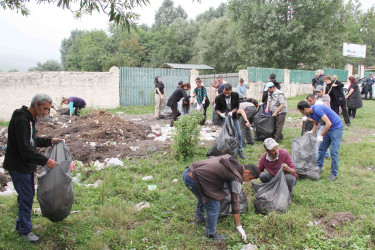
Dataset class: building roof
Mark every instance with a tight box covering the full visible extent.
[366,66,375,70]
[160,63,214,70]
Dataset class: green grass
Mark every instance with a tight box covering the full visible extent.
[0,121,9,126]
[1,96,375,249]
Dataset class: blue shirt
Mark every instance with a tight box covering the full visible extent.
[237,83,248,99]
[218,83,224,95]
[364,77,374,86]
[310,105,344,131]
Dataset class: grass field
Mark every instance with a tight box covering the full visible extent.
[1,95,375,249]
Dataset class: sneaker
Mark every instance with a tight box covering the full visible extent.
[205,232,227,241]
[346,123,351,126]
[20,232,40,243]
[238,151,246,159]
[247,140,254,145]
[328,174,337,181]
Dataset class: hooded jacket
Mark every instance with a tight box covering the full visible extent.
[4,106,52,174]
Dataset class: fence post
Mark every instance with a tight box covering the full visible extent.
[190,69,199,90]
[357,64,365,79]
[284,69,291,98]
[345,64,353,82]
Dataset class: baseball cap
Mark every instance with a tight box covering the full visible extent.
[263,138,279,150]
[264,82,274,91]
[178,81,183,85]
[315,85,324,92]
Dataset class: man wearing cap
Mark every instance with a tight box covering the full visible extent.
[182,154,259,242]
[258,138,298,193]
[177,80,184,88]
[265,83,287,142]
[315,85,331,107]
[297,100,344,181]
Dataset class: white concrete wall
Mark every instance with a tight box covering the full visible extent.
[0,67,120,121]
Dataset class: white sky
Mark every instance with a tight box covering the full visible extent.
[0,0,374,72]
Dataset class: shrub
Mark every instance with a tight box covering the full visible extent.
[171,111,204,161]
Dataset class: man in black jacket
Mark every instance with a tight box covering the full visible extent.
[215,83,246,159]
[4,93,62,243]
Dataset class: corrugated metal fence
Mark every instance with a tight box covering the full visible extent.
[248,67,285,82]
[119,67,190,106]
[248,67,348,83]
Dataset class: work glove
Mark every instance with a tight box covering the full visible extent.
[220,113,226,118]
[236,226,247,242]
[228,112,233,117]
[305,130,313,135]
[317,135,324,143]
[302,116,307,121]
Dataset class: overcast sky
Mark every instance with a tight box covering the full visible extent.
[0,0,374,72]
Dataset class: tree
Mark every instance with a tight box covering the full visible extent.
[229,0,348,70]
[28,60,62,71]
[64,30,110,71]
[153,0,187,29]
[8,68,18,72]
[360,7,375,67]
[1,0,149,30]
[196,2,227,23]
[192,16,242,73]
[60,30,86,70]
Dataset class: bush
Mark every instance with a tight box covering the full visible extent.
[171,111,204,161]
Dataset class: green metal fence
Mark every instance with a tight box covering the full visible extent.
[323,68,348,81]
[248,67,284,82]
[290,69,315,84]
[365,71,375,78]
[119,67,190,106]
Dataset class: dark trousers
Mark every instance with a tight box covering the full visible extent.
[365,85,373,100]
[170,102,178,127]
[274,113,286,142]
[332,103,350,124]
[260,172,297,193]
[9,172,35,234]
[239,116,253,147]
[348,108,357,118]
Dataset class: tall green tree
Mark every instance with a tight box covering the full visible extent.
[153,0,187,29]
[28,60,62,71]
[65,30,110,71]
[196,2,227,23]
[360,7,375,67]
[60,30,86,70]
[192,16,242,73]
[229,0,347,70]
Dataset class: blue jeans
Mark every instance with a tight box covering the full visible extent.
[182,168,220,235]
[9,172,35,234]
[220,116,242,152]
[316,125,330,160]
[317,128,343,176]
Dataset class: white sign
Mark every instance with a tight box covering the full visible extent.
[343,43,366,58]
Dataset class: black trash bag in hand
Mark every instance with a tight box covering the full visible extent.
[254,114,275,141]
[301,120,314,136]
[218,190,248,218]
[207,117,238,157]
[37,141,74,222]
[251,168,292,215]
[292,133,321,180]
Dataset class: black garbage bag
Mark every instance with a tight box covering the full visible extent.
[218,190,248,218]
[37,141,74,222]
[207,117,238,157]
[161,99,172,119]
[251,168,292,215]
[292,133,321,180]
[301,120,314,136]
[254,114,275,141]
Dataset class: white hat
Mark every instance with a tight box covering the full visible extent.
[264,138,278,150]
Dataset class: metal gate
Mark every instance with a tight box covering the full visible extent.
[119,67,191,106]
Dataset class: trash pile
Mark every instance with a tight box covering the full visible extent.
[36,110,151,163]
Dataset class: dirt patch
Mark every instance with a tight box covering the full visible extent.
[36,110,154,163]
[321,212,359,237]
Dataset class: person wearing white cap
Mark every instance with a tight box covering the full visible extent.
[258,138,298,193]
[265,83,288,142]
[315,85,330,107]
